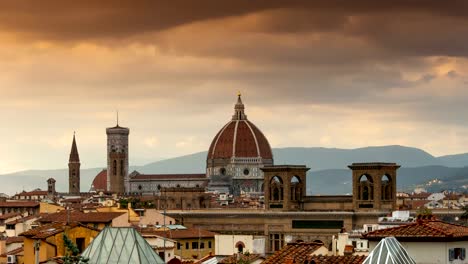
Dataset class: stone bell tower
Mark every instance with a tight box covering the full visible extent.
[68,133,81,195]
[349,162,399,211]
[106,114,130,194]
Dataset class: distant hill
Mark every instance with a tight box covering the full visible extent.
[308,166,468,195]
[1,145,468,195]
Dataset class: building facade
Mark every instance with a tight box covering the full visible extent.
[206,94,274,195]
[106,123,129,194]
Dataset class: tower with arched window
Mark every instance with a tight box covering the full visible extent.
[262,165,309,211]
[106,120,130,194]
[349,163,400,211]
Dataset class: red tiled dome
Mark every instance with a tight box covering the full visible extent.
[92,169,107,191]
[207,95,273,160]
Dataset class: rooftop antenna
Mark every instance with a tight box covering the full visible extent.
[116,110,119,126]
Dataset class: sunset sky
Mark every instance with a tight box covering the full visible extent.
[1,1,468,173]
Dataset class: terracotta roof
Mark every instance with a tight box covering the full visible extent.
[406,200,430,209]
[6,236,24,244]
[0,212,22,220]
[132,173,207,180]
[194,253,216,264]
[304,255,366,264]
[0,246,24,257]
[0,201,40,208]
[15,190,48,196]
[408,192,431,199]
[20,222,98,239]
[208,120,272,160]
[364,218,468,241]
[92,169,107,191]
[142,228,216,239]
[38,211,125,223]
[5,214,39,225]
[220,253,264,264]
[262,242,324,264]
[207,96,272,160]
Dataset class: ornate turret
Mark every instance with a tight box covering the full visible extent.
[68,133,81,195]
[232,92,247,120]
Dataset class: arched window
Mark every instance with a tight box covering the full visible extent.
[113,160,117,176]
[270,176,283,201]
[381,175,392,200]
[235,241,245,253]
[120,160,124,175]
[290,176,302,201]
[358,175,373,200]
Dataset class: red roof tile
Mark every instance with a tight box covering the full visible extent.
[38,211,125,224]
[20,222,98,239]
[305,254,366,264]
[262,242,325,264]
[220,253,264,264]
[0,246,24,257]
[6,236,24,244]
[0,201,40,208]
[15,190,48,196]
[132,174,207,180]
[364,218,468,241]
[0,212,22,220]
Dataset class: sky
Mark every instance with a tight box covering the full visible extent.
[1,0,468,173]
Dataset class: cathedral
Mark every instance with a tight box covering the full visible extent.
[88,94,272,196]
[207,93,273,195]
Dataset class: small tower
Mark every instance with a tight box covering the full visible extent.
[68,133,81,195]
[106,114,130,194]
[47,178,56,199]
[262,165,309,211]
[348,162,399,211]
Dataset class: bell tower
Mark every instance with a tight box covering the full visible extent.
[68,133,80,195]
[106,114,130,194]
[349,162,399,211]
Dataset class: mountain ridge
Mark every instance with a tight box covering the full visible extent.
[1,145,467,195]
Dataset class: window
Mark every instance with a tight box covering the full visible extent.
[200,242,205,249]
[177,243,181,250]
[113,160,117,176]
[449,248,466,261]
[120,160,124,175]
[192,242,198,249]
[186,242,189,249]
[269,233,284,252]
[367,226,373,232]
[208,241,212,248]
[243,168,249,175]
[352,241,357,248]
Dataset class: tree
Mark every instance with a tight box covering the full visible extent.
[62,234,89,264]
[416,206,432,216]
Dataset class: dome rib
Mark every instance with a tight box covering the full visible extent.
[207,95,273,161]
[244,120,261,157]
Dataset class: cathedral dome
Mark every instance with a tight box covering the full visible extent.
[207,94,273,160]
